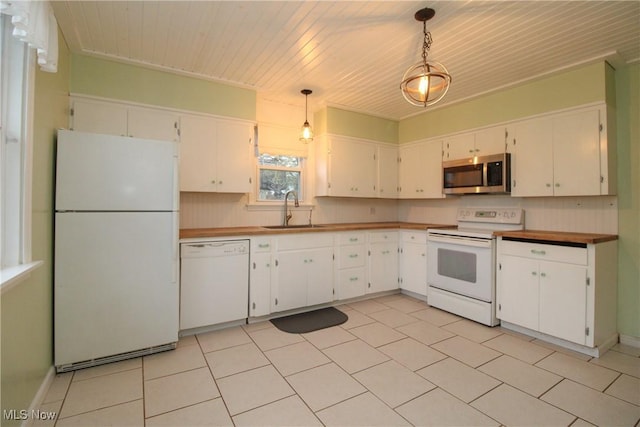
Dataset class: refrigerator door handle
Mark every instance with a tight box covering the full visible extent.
[172,211,179,284]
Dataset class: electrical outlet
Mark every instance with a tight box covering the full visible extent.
[369,207,376,215]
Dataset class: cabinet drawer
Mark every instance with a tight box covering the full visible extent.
[338,268,366,300]
[338,232,366,246]
[251,237,273,253]
[401,231,427,244]
[278,232,334,251]
[500,240,587,265]
[368,230,399,243]
[339,245,366,268]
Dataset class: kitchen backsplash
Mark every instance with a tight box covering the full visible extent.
[180,192,618,234]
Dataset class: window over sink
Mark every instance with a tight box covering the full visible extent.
[257,153,304,202]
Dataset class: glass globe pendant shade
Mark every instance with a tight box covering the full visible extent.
[300,120,313,144]
[400,60,451,107]
[299,88,314,144]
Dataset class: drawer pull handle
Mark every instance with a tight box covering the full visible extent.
[350,277,359,281]
[349,254,358,258]
[258,243,270,248]
[530,249,546,255]
[349,238,359,242]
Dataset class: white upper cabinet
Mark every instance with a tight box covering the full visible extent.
[128,108,180,142]
[377,144,399,198]
[71,99,128,136]
[443,132,475,160]
[316,135,377,198]
[511,116,555,197]
[71,98,179,142]
[444,126,508,161]
[179,115,253,193]
[398,138,443,199]
[511,104,613,197]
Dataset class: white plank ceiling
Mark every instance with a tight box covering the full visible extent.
[52,1,640,120]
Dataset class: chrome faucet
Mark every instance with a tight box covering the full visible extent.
[283,190,299,226]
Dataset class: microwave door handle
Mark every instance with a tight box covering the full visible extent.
[483,161,488,188]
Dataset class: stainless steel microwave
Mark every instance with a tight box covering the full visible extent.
[443,153,511,195]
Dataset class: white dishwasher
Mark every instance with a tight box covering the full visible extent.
[180,240,249,331]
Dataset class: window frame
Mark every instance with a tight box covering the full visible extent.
[255,152,305,203]
[0,14,40,292]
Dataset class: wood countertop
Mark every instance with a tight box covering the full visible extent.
[494,229,618,244]
[180,222,455,240]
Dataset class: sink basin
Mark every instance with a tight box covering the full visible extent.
[263,224,326,230]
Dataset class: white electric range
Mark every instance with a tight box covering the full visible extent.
[427,208,524,326]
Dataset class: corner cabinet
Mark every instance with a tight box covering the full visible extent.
[315,135,377,198]
[179,115,254,193]
[496,237,618,355]
[511,104,616,197]
[398,138,443,199]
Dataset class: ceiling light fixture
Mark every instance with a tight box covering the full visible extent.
[400,7,451,107]
[299,89,313,144]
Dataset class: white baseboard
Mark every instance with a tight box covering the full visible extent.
[619,334,640,348]
[22,365,55,427]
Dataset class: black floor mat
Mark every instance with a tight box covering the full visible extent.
[270,307,348,334]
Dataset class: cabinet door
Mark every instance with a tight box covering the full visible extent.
[511,117,554,197]
[422,139,444,198]
[330,138,376,197]
[444,132,475,160]
[368,242,399,293]
[552,109,601,196]
[179,115,217,192]
[377,145,399,198]
[399,143,424,198]
[474,126,507,156]
[400,242,427,296]
[538,261,588,345]
[71,100,128,136]
[497,255,539,330]
[273,251,308,312]
[128,108,179,142]
[250,253,272,317]
[216,120,253,193]
[306,247,334,306]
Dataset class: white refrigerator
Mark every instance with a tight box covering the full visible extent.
[54,130,179,372]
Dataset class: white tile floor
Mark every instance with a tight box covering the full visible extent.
[38,294,640,426]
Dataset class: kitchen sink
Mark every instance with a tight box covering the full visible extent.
[262,224,327,230]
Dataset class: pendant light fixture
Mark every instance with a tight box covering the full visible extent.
[400,7,451,107]
[299,89,313,144]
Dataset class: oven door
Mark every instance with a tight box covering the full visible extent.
[427,233,493,302]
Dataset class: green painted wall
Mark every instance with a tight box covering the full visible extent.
[399,62,609,143]
[323,107,398,144]
[1,32,70,425]
[70,55,256,121]
[615,63,640,339]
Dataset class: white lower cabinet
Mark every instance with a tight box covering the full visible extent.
[497,237,617,352]
[399,230,428,297]
[367,231,399,293]
[249,237,274,317]
[335,232,367,300]
[271,233,335,313]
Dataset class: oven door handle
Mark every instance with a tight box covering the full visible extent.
[427,234,492,248]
